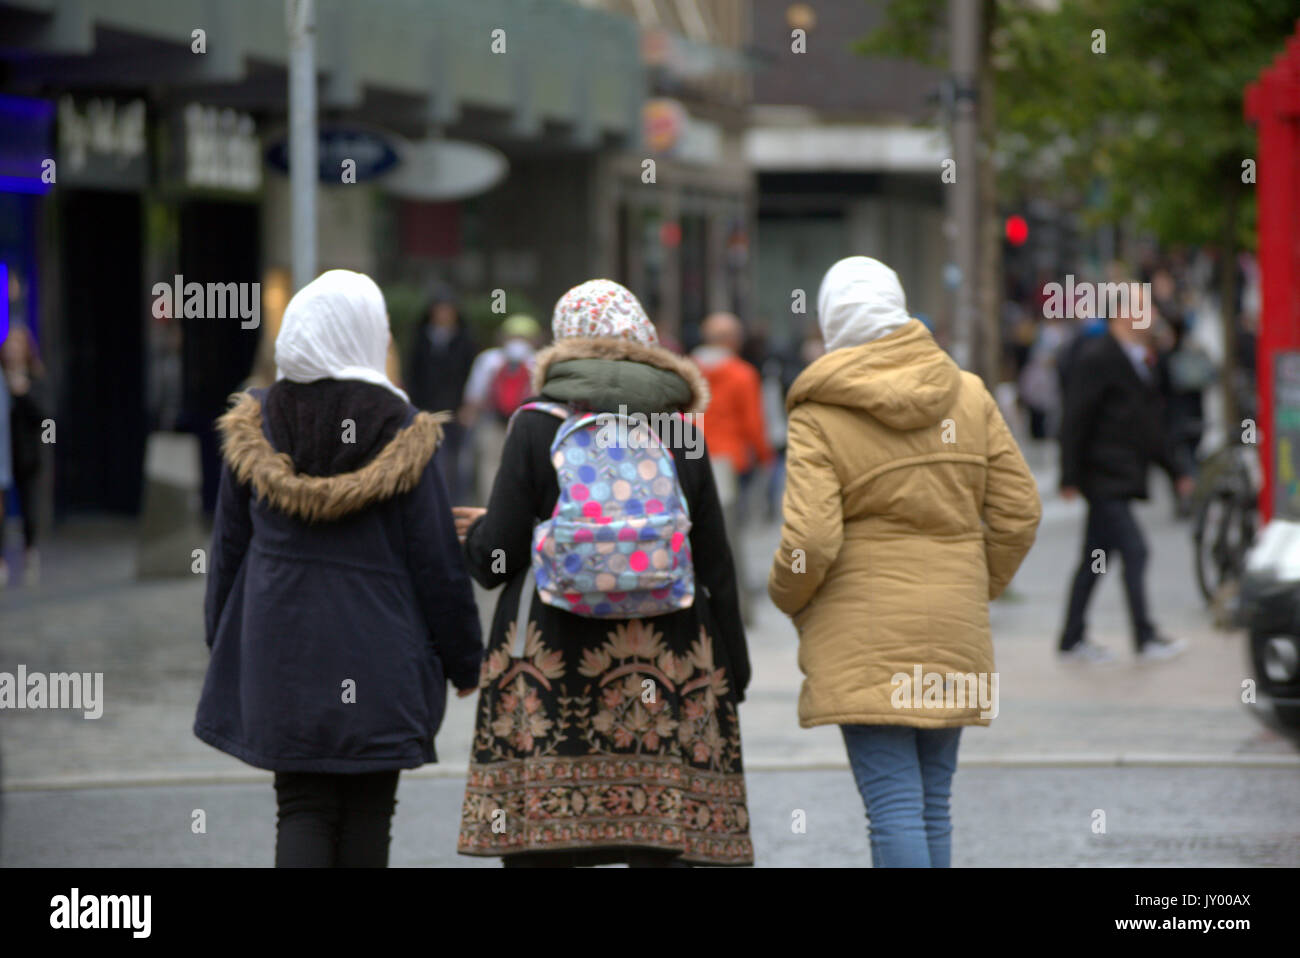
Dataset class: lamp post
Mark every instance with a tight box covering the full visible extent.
[287,0,317,291]
[948,0,981,375]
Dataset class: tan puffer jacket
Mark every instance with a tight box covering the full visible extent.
[768,319,1040,729]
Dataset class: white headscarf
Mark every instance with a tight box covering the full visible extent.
[816,256,912,352]
[274,269,408,401]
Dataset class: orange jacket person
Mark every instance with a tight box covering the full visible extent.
[691,312,773,476]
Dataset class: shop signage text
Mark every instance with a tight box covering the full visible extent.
[58,96,147,189]
[182,104,260,192]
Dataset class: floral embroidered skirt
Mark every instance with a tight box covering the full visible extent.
[457,617,754,865]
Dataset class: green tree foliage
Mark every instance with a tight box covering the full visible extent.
[860,0,1300,248]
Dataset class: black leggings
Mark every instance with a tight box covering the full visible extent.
[273,771,400,868]
[9,469,38,549]
[1060,497,1155,651]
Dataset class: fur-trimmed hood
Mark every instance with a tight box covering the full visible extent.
[217,392,447,523]
[532,336,710,415]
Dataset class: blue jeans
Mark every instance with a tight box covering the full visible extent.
[840,724,962,868]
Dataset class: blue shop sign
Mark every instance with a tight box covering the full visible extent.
[0,95,55,195]
[266,126,400,184]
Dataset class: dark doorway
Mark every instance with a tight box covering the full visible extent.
[177,199,261,516]
[56,190,146,514]
[679,212,709,347]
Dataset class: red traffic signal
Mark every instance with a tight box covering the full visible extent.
[1005,215,1029,246]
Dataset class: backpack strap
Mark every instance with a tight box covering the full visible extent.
[505,400,569,651]
[515,400,569,420]
[506,399,569,437]
[511,565,536,658]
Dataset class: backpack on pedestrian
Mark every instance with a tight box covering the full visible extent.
[490,360,534,420]
[511,401,695,621]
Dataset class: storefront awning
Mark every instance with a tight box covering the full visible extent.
[0,0,643,146]
[744,123,951,174]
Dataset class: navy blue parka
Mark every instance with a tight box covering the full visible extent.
[194,380,482,773]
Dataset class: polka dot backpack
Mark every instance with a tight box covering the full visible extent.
[516,400,695,619]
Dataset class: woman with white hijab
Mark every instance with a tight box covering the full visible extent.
[194,269,483,867]
[769,256,1041,867]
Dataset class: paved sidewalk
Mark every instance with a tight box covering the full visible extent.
[3,458,1298,868]
[4,766,1297,867]
[0,465,1295,793]
[742,458,1294,767]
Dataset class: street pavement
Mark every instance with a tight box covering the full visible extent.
[2,448,1298,866]
[4,767,1298,867]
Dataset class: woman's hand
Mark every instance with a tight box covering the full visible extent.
[455,686,478,698]
[452,506,487,541]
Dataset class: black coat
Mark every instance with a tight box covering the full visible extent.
[195,381,483,773]
[1059,332,1182,501]
[463,407,751,701]
[456,335,753,866]
[404,324,477,414]
[9,377,50,478]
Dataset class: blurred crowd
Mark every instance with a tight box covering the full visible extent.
[1003,249,1259,515]
[0,248,1257,598]
[330,249,1256,622]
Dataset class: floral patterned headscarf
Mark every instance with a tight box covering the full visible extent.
[551,279,658,347]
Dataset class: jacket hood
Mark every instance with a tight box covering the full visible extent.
[786,319,962,430]
[264,379,411,478]
[817,256,912,352]
[533,336,710,415]
[217,392,447,522]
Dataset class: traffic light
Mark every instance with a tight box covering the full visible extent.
[1005,215,1029,246]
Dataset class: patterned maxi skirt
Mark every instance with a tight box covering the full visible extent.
[457,616,753,865]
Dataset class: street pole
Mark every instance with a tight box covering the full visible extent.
[949,0,981,374]
[287,0,317,291]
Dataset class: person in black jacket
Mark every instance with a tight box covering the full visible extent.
[1057,293,1193,665]
[1,324,50,585]
[402,285,477,504]
[195,270,483,867]
[451,279,753,867]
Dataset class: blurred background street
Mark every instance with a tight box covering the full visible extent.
[3,0,1300,868]
[4,473,1298,865]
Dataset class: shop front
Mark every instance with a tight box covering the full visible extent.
[599,99,754,349]
[52,94,149,515]
[163,103,264,516]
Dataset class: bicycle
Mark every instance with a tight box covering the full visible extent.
[1192,440,1260,611]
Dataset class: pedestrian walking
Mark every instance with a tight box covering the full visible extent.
[759,353,789,523]
[462,313,542,505]
[1018,316,1069,441]
[194,269,483,868]
[1155,317,1214,516]
[1057,284,1194,664]
[0,361,11,591]
[690,311,774,621]
[769,256,1040,868]
[454,279,753,867]
[403,283,477,504]
[2,324,50,586]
